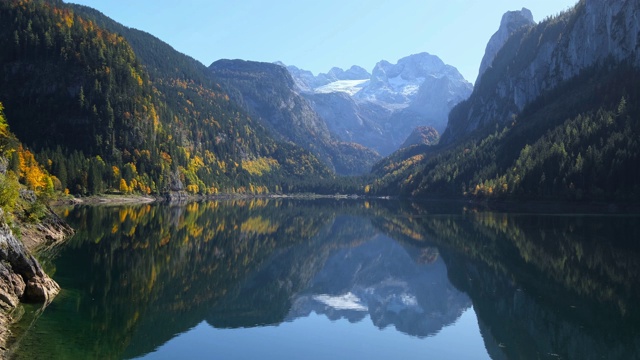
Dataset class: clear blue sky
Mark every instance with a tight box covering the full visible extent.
[68,0,577,83]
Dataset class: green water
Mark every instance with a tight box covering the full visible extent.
[8,199,640,359]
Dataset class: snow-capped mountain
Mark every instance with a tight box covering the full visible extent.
[283,63,371,93]
[281,53,472,155]
[356,53,469,108]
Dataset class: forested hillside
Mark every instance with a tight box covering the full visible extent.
[0,0,331,196]
[370,2,640,202]
[209,60,380,176]
[371,63,640,200]
[0,102,59,226]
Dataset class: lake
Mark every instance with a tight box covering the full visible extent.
[7,199,640,359]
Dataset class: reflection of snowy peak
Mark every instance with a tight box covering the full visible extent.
[286,235,472,338]
[281,53,472,155]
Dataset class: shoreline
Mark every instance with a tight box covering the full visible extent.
[50,193,640,214]
[51,193,393,207]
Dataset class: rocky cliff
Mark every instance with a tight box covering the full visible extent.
[0,207,72,356]
[444,0,640,143]
[476,8,535,82]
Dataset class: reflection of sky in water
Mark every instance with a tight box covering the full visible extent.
[138,307,489,360]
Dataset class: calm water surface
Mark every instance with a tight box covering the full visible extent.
[8,200,640,359]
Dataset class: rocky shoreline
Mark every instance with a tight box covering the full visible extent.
[0,207,74,358]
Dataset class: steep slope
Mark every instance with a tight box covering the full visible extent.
[400,126,439,149]
[476,8,535,82]
[0,103,74,354]
[0,0,331,196]
[371,1,640,201]
[285,53,471,155]
[301,92,389,151]
[443,0,640,144]
[209,60,380,175]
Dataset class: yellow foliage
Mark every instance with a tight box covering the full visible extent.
[16,146,48,192]
[119,178,129,193]
[241,157,280,176]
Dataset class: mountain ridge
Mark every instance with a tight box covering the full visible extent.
[209,59,381,176]
[282,53,471,156]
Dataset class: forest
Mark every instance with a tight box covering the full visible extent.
[0,0,333,199]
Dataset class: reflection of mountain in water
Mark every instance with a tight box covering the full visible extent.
[286,235,471,338]
[10,200,640,360]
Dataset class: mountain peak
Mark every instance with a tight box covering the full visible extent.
[477,8,535,82]
[501,8,534,28]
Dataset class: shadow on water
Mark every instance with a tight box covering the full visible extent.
[8,199,640,359]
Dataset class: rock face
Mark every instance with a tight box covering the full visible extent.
[0,204,73,356]
[284,53,471,155]
[210,59,380,175]
[301,92,390,152]
[0,209,60,309]
[443,0,640,144]
[477,8,535,82]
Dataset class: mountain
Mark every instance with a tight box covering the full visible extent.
[400,126,439,149]
[370,1,640,201]
[443,0,640,144]
[355,53,468,109]
[476,8,535,82]
[0,0,332,196]
[285,53,472,155]
[284,64,371,92]
[301,92,391,152]
[209,60,380,176]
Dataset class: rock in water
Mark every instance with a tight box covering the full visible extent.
[0,209,60,307]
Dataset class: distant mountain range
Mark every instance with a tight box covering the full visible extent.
[283,53,472,156]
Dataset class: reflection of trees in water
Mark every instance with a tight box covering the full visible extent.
[12,200,640,360]
[374,205,640,360]
[16,200,344,359]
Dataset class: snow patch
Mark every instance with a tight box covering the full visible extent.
[315,80,369,96]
